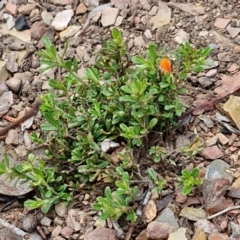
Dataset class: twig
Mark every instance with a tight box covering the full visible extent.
[125,223,136,240]
[112,221,124,239]
[36,226,47,240]
[207,206,240,220]
[0,217,29,239]
[0,100,41,136]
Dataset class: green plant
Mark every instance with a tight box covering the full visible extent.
[149,146,166,163]
[0,28,210,217]
[178,167,202,195]
[0,153,71,213]
[147,168,166,193]
[93,167,140,222]
[181,136,204,158]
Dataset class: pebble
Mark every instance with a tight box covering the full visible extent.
[50,0,73,5]
[101,7,119,27]
[21,214,38,233]
[76,3,87,14]
[30,21,45,40]
[205,69,217,77]
[205,159,233,182]
[41,11,53,26]
[84,227,117,240]
[143,200,157,223]
[0,91,13,112]
[5,2,17,15]
[214,18,231,29]
[168,228,187,240]
[156,207,179,229]
[18,4,37,15]
[133,36,145,47]
[55,201,68,217]
[51,9,74,31]
[61,226,74,239]
[0,61,10,82]
[194,219,219,234]
[6,77,22,93]
[40,216,52,227]
[147,221,174,240]
[197,77,213,88]
[179,207,208,221]
[175,29,190,43]
[201,146,223,160]
[5,51,18,73]
[15,15,29,31]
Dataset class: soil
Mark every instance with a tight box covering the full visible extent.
[1,0,240,239]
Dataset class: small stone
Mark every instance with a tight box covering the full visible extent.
[150,4,171,30]
[84,227,117,240]
[55,201,68,217]
[205,159,232,182]
[51,9,74,31]
[15,16,29,31]
[52,226,62,237]
[101,7,119,27]
[50,0,73,5]
[227,63,239,72]
[192,228,207,240]
[147,222,174,240]
[5,52,18,73]
[226,26,240,38]
[40,216,52,227]
[214,18,231,29]
[208,233,230,240]
[155,208,179,230]
[21,214,38,233]
[180,207,208,221]
[30,21,45,40]
[60,25,81,40]
[61,226,74,239]
[94,218,106,227]
[134,36,145,47]
[175,29,190,44]
[115,16,123,26]
[76,3,87,14]
[206,136,219,147]
[198,77,213,88]
[217,133,229,145]
[6,77,22,93]
[42,81,51,90]
[0,82,9,95]
[144,29,152,39]
[194,219,219,234]
[201,146,223,160]
[206,69,217,77]
[199,30,208,37]
[136,230,147,240]
[228,133,237,145]
[5,2,17,15]
[15,146,27,157]
[18,4,37,15]
[41,11,53,26]
[143,200,157,223]
[149,6,158,16]
[0,61,10,82]
[168,228,187,240]
[229,177,240,198]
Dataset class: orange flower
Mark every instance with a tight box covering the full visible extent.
[159,58,172,73]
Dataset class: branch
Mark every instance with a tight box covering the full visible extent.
[207,205,240,220]
[0,100,42,136]
[0,217,29,239]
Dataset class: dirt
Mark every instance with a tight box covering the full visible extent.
[1,0,240,239]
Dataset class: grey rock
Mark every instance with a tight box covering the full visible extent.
[155,208,179,230]
[6,77,22,93]
[84,227,117,240]
[197,77,213,88]
[22,214,38,233]
[205,159,233,182]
